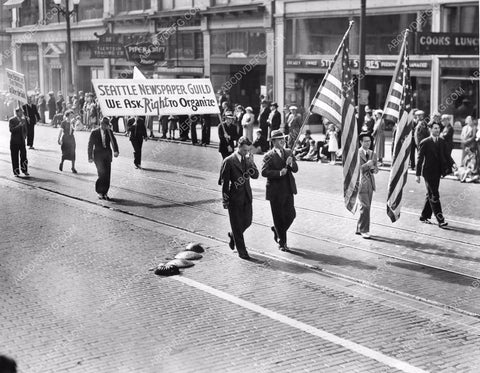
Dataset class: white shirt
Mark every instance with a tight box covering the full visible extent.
[275,148,283,158]
[101,129,106,148]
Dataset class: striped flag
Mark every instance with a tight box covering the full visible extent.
[310,23,359,213]
[385,33,414,222]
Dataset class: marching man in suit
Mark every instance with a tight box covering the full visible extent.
[262,130,298,251]
[88,117,119,200]
[356,132,379,239]
[219,136,259,260]
[9,108,29,177]
[22,96,41,149]
[416,122,457,227]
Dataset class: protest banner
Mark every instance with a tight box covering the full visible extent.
[6,69,28,104]
[92,79,220,116]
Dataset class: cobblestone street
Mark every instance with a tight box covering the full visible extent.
[1,124,480,372]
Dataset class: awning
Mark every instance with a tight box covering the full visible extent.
[3,0,24,10]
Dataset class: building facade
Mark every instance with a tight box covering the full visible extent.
[3,0,478,127]
[275,0,479,127]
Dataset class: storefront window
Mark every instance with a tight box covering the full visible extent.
[21,44,39,91]
[443,5,479,33]
[116,0,150,13]
[19,0,39,26]
[167,32,203,59]
[211,33,226,55]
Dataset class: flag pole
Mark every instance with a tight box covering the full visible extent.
[291,20,355,149]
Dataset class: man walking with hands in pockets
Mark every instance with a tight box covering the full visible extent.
[262,130,298,252]
[219,136,259,260]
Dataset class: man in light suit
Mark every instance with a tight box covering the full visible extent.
[416,122,457,227]
[219,137,259,260]
[262,130,298,251]
[88,117,119,200]
[356,132,379,239]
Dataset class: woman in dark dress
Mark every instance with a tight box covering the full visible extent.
[57,110,77,173]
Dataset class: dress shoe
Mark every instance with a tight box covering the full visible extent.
[98,194,105,200]
[23,172,30,176]
[439,221,448,228]
[71,168,77,174]
[227,232,235,250]
[271,226,279,243]
[59,163,63,171]
[419,217,432,224]
[239,254,251,260]
[361,233,371,239]
[279,244,290,252]
[355,231,361,235]
[29,146,34,150]
[104,195,111,201]
[14,173,20,177]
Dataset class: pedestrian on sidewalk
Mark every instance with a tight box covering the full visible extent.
[440,114,454,157]
[201,114,212,146]
[262,130,298,252]
[373,109,385,166]
[58,110,77,174]
[47,91,56,123]
[88,117,119,200]
[416,122,457,227]
[327,123,339,164]
[22,96,40,149]
[9,108,29,177]
[356,132,378,239]
[190,114,199,145]
[37,94,46,123]
[241,106,255,141]
[219,136,259,260]
[127,116,148,169]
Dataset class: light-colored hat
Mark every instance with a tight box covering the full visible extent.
[415,110,425,116]
[374,109,383,116]
[289,105,298,110]
[441,114,450,120]
[269,129,288,141]
[245,106,253,112]
[224,110,234,119]
[365,105,372,113]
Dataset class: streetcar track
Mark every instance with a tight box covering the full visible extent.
[1,152,478,251]
[4,174,480,320]
[3,158,480,282]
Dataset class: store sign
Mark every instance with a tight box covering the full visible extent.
[415,32,479,55]
[124,42,166,66]
[6,68,27,103]
[92,79,220,116]
[91,31,125,59]
[285,58,431,70]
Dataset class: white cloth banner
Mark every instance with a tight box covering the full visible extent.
[92,79,220,116]
[6,69,27,103]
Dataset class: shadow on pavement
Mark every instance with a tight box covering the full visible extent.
[372,236,480,264]
[442,225,480,237]
[33,149,57,153]
[181,173,206,180]
[287,247,377,271]
[388,261,477,286]
[141,168,175,173]
[110,197,220,209]
[20,176,56,183]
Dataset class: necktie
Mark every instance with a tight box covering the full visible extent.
[366,151,369,160]
[102,130,106,148]
[241,155,247,172]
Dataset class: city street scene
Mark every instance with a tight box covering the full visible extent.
[0,0,479,372]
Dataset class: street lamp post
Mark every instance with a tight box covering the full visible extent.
[53,0,80,95]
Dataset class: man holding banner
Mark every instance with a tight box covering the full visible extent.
[9,108,29,177]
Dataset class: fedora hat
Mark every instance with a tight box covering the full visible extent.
[224,110,234,118]
[269,129,288,141]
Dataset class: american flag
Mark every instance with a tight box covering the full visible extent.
[310,24,359,213]
[385,34,414,222]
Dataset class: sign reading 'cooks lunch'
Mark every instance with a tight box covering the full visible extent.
[92,79,220,116]
[415,32,479,55]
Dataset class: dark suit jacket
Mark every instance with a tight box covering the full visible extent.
[88,128,119,162]
[22,104,40,126]
[258,107,271,128]
[416,136,454,179]
[261,148,298,200]
[218,122,236,154]
[9,116,27,144]
[220,153,259,205]
[128,117,147,141]
[269,110,281,131]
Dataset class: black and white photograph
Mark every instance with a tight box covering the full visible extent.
[0,0,479,372]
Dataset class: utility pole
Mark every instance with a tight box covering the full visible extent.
[357,0,366,132]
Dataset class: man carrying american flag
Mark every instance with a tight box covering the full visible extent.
[384,31,415,223]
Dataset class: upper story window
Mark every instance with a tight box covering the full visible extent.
[211,30,266,57]
[77,0,103,21]
[443,5,479,33]
[19,0,39,26]
[116,0,150,13]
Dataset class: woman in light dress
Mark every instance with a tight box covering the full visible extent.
[327,123,339,164]
[241,106,255,141]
